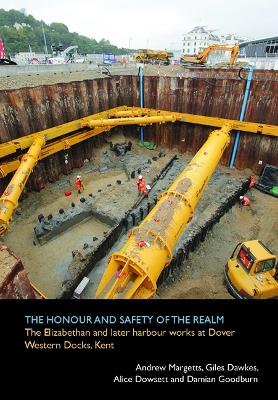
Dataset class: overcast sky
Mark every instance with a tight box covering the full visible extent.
[0,0,277,49]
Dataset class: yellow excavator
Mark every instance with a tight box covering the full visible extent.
[180,44,239,67]
[132,49,173,65]
[224,240,278,299]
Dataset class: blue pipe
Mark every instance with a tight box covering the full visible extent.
[229,67,253,168]
[139,65,144,143]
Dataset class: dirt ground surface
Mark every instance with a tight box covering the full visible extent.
[0,64,192,90]
[1,129,277,299]
[82,160,262,300]
[158,188,278,299]
[1,131,174,297]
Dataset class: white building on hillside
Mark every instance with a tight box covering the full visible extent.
[182,26,220,55]
[182,26,247,55]
[14,22,32,30]
[219,33,248,46]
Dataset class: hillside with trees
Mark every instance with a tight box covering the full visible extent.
[0,8,129,55]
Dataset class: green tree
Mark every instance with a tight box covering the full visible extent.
[0,8,132,56]
[49,22,69,34]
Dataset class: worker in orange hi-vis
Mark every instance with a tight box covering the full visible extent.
[136,174,148,197]
[248,175,256,189]
[239,195,250,206]
[75,175,85,194]
[122,56,127,68]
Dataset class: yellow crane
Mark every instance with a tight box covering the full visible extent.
[180,44,240,66]
[95,124,232,299]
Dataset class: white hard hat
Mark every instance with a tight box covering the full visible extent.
[77,175,81,179]
[239,196,243,200]
[138,174,143,179]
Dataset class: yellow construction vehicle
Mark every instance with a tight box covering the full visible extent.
[180,44,239,67]
[224,240,278,299]
[132,49,173,65]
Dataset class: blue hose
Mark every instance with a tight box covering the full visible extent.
[139,65,144,143]
[229,67,253,168]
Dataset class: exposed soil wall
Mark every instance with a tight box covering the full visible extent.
[0,244,36,299]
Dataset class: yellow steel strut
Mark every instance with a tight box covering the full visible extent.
[112,107,278,137]
[81,115,177,128]
[0,114,178,235]
[0,135,45,235]
[95,124,232,299]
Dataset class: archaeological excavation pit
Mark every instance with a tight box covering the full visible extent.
[0,66,277,299]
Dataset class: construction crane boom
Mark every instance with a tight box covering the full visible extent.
[95,124,232,299]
